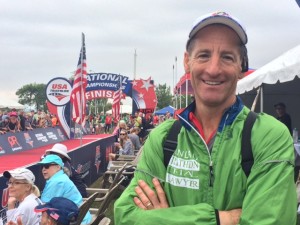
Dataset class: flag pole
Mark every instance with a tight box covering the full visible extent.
[119,74,122,120]
[79,33,84,146]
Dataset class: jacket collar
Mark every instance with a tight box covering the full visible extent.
[178,96,244,132]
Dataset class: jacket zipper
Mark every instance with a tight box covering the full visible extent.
[177,115,214,187]
[177,113,229,187]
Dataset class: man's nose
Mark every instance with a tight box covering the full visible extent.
[205,56,222,76]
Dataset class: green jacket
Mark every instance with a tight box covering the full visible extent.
[114,101,296,225]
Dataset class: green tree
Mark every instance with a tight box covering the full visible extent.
[88,98,110,115]
[155,83,173,110]
[16,83,47,110]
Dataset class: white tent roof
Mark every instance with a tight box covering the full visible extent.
[0,99,24,109]
[237,45,300,94]
[106,104,132,114]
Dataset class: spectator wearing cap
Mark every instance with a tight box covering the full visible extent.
[38,155,91,224]
[4,168,42,225]
[6,197,79,225]
[274,102,292,135]
[6,112,20,133]
[43,143,88,198]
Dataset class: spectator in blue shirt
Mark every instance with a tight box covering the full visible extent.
[38,155,91,224]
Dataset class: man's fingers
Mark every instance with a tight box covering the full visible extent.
[135,185,154,209]
[152,178,169,208]
[138,180,158,203]
[133,197,147,210]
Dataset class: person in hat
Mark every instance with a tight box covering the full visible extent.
[6,197,79,225]
[38,155,91,224]
[4,168,42,225]
[114,11,296,224]
[274,102,292,135]
[43,143,88,198]
[6,112,20,133]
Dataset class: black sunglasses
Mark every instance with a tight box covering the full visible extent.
[120,133,126,135]
[42,164,57,169]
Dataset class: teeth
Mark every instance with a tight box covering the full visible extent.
[204,81,221,85]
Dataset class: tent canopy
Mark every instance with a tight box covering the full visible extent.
[106,104,132,115]
[237,44,300,130]
[237,45,300,94]
[155,105,176,116]
[0,99,24,110]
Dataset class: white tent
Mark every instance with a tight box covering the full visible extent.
[237,44,300,95]
[106,104,132,114]
[237,44,300,130]
[0,99,24,109]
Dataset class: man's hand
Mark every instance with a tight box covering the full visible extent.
[219,209,242,225]
[133,178,169,210]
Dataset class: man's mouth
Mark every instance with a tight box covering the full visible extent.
[204,80,222,85]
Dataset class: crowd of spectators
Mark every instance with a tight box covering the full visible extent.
[3,143,88,225]
[0,109,58,135]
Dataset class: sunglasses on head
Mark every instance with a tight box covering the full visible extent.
[42,163,57,169]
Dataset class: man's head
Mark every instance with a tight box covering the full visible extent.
[274,102,287,116]
[186,11,248,73]
[35,197,79,225]
[184,11,248,109]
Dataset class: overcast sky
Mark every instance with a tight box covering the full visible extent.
[1,0,299,102]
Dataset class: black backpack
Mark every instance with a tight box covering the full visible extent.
[163,111,257,177]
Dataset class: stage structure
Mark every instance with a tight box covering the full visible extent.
[46,74,157,139]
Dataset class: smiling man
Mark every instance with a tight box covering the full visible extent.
[114,11,297,225]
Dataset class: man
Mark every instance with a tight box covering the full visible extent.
[7,197,79,225]
[99,111,106,134]
[114,11,296,224]
[274,102,292,135]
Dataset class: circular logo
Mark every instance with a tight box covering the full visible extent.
[46,77,72,106]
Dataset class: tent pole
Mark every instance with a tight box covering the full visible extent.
[185,73,188,107]
[260,84,264,112]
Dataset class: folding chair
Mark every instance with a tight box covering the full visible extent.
[70,192,99,225]
[89,175,126,225]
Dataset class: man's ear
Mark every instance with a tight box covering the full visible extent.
[238,72,244,79]
[184,52,190,74]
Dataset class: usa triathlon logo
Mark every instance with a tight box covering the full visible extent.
[46,77,72,106]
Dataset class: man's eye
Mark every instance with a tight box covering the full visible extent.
[223,55,234,61]
[197,54,209,59]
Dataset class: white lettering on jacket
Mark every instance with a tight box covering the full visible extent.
[166,173,199,189]
[166,148,201,189]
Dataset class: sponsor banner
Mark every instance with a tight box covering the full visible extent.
[0,135,115,212]
[0,127,67,156]
[86,90,114,100]
[46,77,72,106]
[86,73,130,95]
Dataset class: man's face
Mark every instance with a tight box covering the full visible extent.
[275,106,285,116]
[184,24,242,109]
